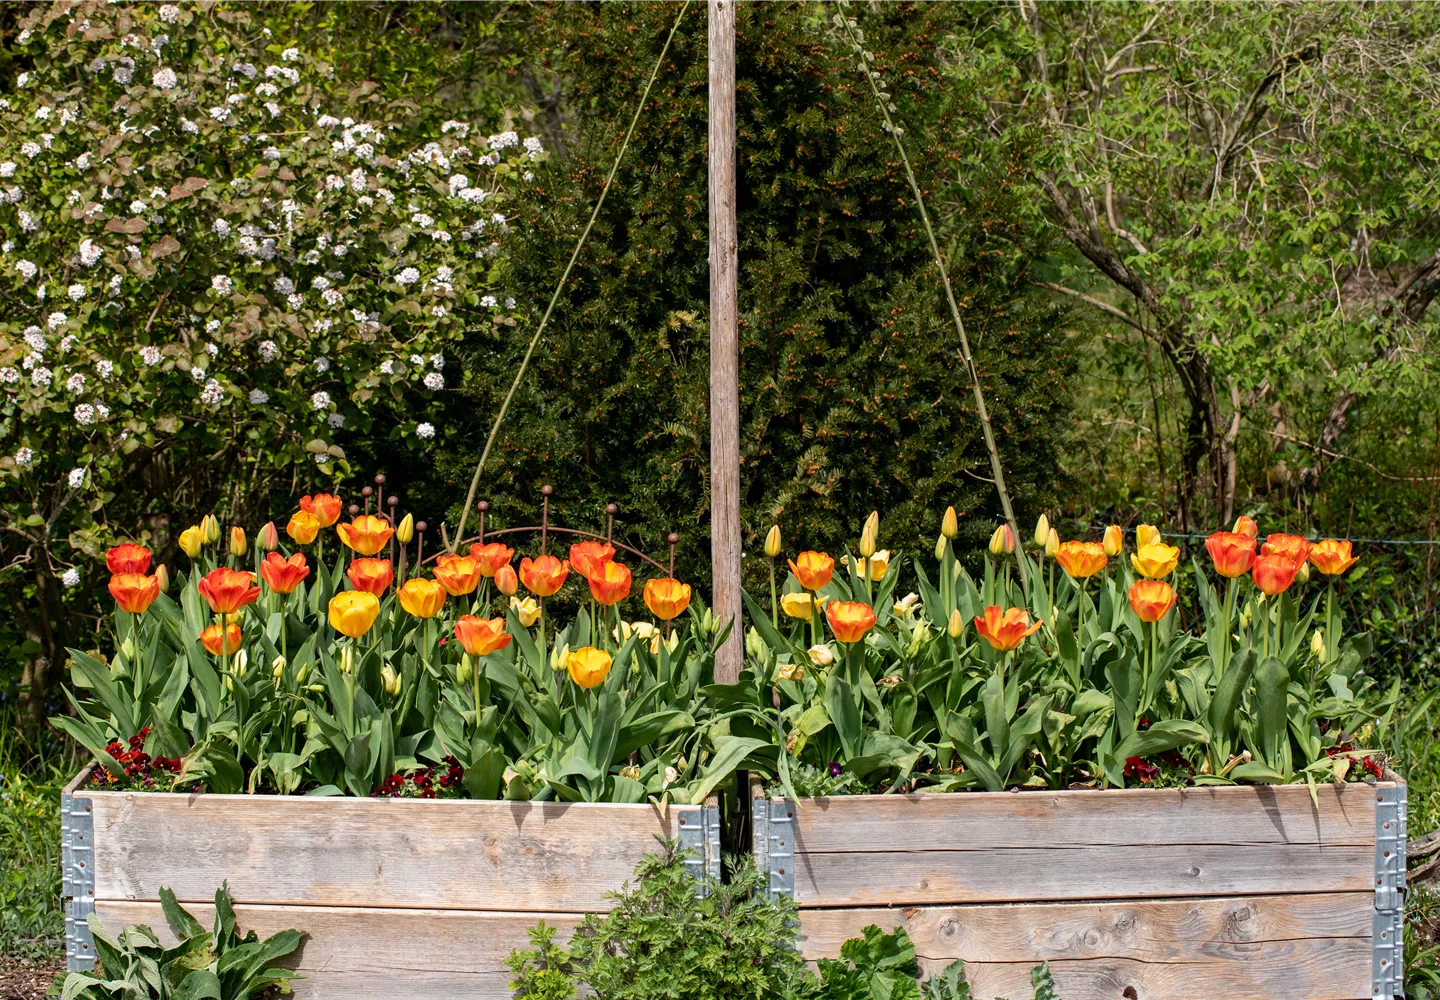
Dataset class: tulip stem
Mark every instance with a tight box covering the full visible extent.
[833,4,1028,602]
[769,559,778,631]
[452,3,692,551]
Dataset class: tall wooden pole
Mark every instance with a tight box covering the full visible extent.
[708,0,742,684]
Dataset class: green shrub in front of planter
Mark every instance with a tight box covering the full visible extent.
[743,510,1397,794]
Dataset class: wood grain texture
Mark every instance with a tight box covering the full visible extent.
[94,901,583,1000]
[88,791,691,911]
[798,893,1372,1000]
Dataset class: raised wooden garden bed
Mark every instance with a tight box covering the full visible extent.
[752,778,1406,1000]
[61,768,719,999]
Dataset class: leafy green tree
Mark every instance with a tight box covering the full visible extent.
[438,0,1073,588]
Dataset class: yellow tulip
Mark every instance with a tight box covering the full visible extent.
[764,524,782,559]
[988,524,1015,556]
[934,534,948,560]
[1135,523,1161,548]
[807,644,834,666]
[201,513,220,544]
[229,526,247,556]
[947,608,965,638]
[1033,513,1050,548]
[381,665,402,697]
[328,590,380,638]
[509,595,542,628]
[1045,527,1059,558]
[859,511,879,558]
[1130,541,1180,579]
[567,646,613,689]
[154,563,170,593]
[941,506,958,540]
[397,578,446,619]
[178,525,205,558]
[1102,524,1124,557]
[780,591,815,620]
[861,549,890,581]
[396,513,414,544]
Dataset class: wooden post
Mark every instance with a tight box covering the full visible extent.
[708,0,742,684]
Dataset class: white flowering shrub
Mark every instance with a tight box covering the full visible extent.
[0,3,547,700]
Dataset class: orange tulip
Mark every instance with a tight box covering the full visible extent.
[587,560,632,606]
[347,558,394,596]
[454,615,512,657]
[259,552,310,594]
[1233,514,1259,539]
[286,511,320,545]
[643,577,692,620]
[1261,533,1312,568]
[105,543,152,575]
[826,600,877,644]
[1205,531,1256,579]
[469,541,515,578]
[1309,539,1359,577]
[397,578,446,618]
[973,606,1042,652]
[109,573,160,614]
[1252,552,1299,596]
[1128,579,1177,623]
[337,514,394,556]
[788,551,834,591]
[299,493,343,528]
[494,564,519,597]
[434,553,482,596]
[200,623,243,656]
[569,540,615,581]
[1054,541,1108,578]
[196,567,260,614]
[519,554,569,597]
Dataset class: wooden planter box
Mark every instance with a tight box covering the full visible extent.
[61,768,719,998]
[753,778,1406,1000]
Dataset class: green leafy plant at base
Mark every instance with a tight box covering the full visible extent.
[0,704,64,959]
[48,884,303,1000]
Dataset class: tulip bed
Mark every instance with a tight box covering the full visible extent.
[59,497,1395,802]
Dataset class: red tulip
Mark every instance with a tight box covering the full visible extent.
[259,552,310,594]
[1252,553,1299,596]
[105,543,152,575]
[1205,531,1256,579]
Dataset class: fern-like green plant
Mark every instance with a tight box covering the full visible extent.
[48,884,303,1000]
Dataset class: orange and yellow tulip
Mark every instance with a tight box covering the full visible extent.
[259,552,310,594]
[1309,539,1359,577]
[588,560,632,606]
[1102,524,1124,557]
[1233,514,1259,539]
[469,541,515,578]
[109,573,160,614]
[286,511,320,545]
[788,551,834,591]
[337,514,394,556]
[1261,533,1312,568]
[567,646,612,689]
[454,615,512,657]
[299,493,343,528]
[328,590,380,637]
[826,600,876,644]
[1252,553,1299,596]
[1128,579,1177,623]
[569,540,615,581]
[494,564,519,597]
[434,553,482,596]
[397,578,446,618]
[1054,541,1108,579]
[346,558,394,596]
[105,543,152,575]
[1130,541,1180,579]
[973,606,1042,652]
[197,567,260,614]
[643,577,692,621]
[201,623,243,657]
[1205,531,1256,579]
[519,554,569,597]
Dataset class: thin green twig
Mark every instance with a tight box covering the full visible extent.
[831,3,1029,599]
[453,1,692,550]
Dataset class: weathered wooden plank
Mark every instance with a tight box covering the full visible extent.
[798,892,1372,1000]
[793,842,1374,907]
[89,791,690,912]
[95,901,582,1000]
[775,782,1383,852]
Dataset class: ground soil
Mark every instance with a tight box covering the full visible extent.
[0,955,62,1000]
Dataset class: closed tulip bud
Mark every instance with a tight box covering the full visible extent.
[272,659,285,679]
[947,608,965,638]
[1045,527,1059,557]
[988,524,1016,556]
[764,524,782,559]
[154,564,170,593]
[859,511,879,558]
[495,564,519,597]
[381,665,402,697]
[295,662,309,684]
[178,525,205,558]
[807,644,834,666]
[935,534,948,560]
[1033,513,1051,548]
[456,654,474,685]
[1294,560,1310,585]
[941,506,958,540]
[1311,629,1327,664]
[201,513,220,544]
[396,513,414,544]
[229,526,247,556]
[338,645,354,674]
[233,648,249,677]
[258,521,279,551]
[1102,524,1124,557]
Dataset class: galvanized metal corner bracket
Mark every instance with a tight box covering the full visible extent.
[1372,782,1407,1000]
[752,797,794,901]
[61,793,96,972]
[678,802,722,896]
